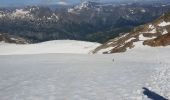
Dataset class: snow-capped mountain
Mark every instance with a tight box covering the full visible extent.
[1,2,170,43]
[0,7,59,21]
[93,12,170,54]
[68,1,102,13]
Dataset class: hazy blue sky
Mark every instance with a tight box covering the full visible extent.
[0,0,127,7]
[0,0,160,7]
[1,0,73,7]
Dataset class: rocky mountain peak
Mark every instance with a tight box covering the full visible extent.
[68,1,101,13]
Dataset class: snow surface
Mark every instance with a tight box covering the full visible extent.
[68,8,74,13]
[126,37,136,43]
[162,29,168,35]
[148,24,154,29]
[141,9,146,13]
[0,13,5,18]
[0,40,101,55]
[0,41,170,100]
[75,1,90,10]
[11,9,31,18]
[97,47,114,54]
[158,21,170,27]
[143,28,157,34]
[138,34,156,41]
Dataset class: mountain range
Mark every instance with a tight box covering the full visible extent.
[1,1,170,43]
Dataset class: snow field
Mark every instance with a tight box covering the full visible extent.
[0,40,101,55]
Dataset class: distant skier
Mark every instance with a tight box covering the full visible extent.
[112,58,114,62]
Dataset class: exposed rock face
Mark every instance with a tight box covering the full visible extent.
[0,33,28,44]
[93,12,170,54]
[144,33,170,47]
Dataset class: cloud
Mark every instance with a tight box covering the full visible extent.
[40,0,69,5]
[56,1,68,5]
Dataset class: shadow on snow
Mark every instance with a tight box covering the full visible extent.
[143,87,168,100]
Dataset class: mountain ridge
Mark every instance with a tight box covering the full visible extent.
[93,12,170,54]
[1,2,170,43]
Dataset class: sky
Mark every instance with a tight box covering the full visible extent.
[1,0,54,7]
[0,0,126,7]
[0,0,78,7]
[0,0,163,7]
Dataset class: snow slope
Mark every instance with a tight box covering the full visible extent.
[0,43,170,100]
[0,40,101,55]
[93,12,170,54]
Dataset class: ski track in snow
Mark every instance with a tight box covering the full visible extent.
[0,43,170,99]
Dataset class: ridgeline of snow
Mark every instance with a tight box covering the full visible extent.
[12,9,30,17]
[0,43,170,99]
[75,1,90,10]
[68,1,92,13]
[68,1,102,13]
[0,8,59,21]
[0,40,101,55]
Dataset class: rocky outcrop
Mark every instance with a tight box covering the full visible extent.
[143,33,170,47]
[0,33,28,44]
[93,12,170,54]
